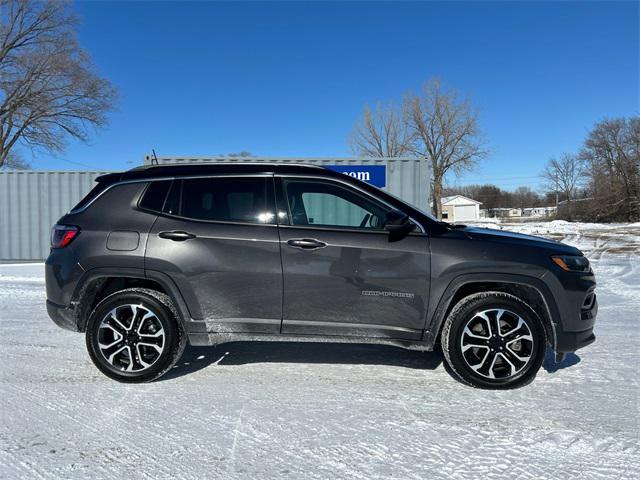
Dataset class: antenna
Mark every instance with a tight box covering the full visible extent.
[151,149,159,165]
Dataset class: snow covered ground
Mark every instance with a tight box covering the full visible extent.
[1,222,639,480]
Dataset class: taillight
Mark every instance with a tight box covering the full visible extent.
[51,224,80,248]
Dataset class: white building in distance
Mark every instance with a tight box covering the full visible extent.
[441,195,482,222]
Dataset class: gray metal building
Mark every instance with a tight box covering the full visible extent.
[1,157,431,261]
[0,171,110,260]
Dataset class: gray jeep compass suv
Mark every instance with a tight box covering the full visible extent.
[45,163,597,388]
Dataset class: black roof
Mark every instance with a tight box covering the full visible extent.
[95,162,331,183]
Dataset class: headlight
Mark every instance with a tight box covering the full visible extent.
[551,255,590,272]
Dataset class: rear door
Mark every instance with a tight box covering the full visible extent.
[276,176,431,340]
[145,175,283,333]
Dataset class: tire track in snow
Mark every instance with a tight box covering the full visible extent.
[1,383,185,480]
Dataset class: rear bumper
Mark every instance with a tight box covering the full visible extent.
[45,253,84,307]
[45,247,84,331]
[46,300,80,332]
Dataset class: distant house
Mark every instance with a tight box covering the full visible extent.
[489,207,522,218]
[484,206,557,219]
[522,206,556,217]
[441,195,482,222]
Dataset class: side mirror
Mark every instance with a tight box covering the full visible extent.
[384,210,416,241]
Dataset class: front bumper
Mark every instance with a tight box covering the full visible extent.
[539,262,599,353]
[554,291,598,353]
[555,326,596,353]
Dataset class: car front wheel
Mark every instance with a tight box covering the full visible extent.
[441,291,546,389]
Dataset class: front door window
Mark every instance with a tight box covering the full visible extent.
[283,179,390,230]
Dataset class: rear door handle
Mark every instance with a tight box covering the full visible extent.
[158,231,197,241]
[287,238,327,250]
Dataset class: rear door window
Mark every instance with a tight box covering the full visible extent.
[170,177,273,224]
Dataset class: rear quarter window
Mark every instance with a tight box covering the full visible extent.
[139,180,172,212]
[70,182,111,212]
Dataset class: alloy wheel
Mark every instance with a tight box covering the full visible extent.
[460,308,534,380]
[97,304,166,372]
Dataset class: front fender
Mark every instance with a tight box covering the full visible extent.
[424,272,560,348]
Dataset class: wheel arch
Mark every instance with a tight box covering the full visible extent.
[425,273,560,350]
[71,267,193,332]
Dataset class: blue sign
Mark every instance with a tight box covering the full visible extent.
[326,165,386,188]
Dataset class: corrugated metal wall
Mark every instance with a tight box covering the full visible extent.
[144,156,431,212]
[0,171,109,260]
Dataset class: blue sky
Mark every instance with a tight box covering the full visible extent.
[27,1,638,190]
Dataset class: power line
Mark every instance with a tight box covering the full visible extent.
[35,157,96,169]
[452,174,543,182]
[446,181,546,189]
[443,193,552,198]
[58,158,96,169]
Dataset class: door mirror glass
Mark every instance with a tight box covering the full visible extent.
[384,210,416,240]
[384,210,409,227]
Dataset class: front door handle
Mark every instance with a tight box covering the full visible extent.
[287,238,327,250]
[158,231,197,241]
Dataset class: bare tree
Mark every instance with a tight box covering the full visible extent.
[0,0,117,167]
[0,149,30,169]
[404,78,489,219]
[223,151,254,158]
[213,151,256,158]
[581,117,639,220]
[541,154,585,214]
[512,186,541,209]
[444,183,545,212]
[348,102,413,158]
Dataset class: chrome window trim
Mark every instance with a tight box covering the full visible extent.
[153,210,279,228]
[276,224,423,236]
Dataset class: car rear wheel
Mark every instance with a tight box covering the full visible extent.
[86,288,186,382]
[441,292,546,389]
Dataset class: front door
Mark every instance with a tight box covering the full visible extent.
[145,175,282,333]
[276,177,431,340]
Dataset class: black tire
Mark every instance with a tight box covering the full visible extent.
[441,291,546,389]
[85,288,186,383]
